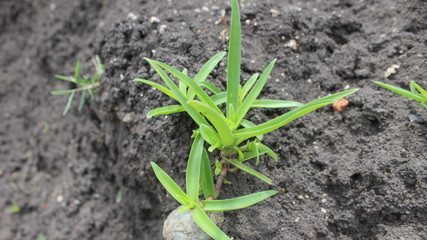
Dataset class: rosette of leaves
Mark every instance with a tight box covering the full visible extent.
[374,81,427,109]
[152,132,276,239]
[136,0,358,185]
[51,56,104,115]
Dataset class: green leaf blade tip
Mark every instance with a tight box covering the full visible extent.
[201,190,277,212]
[226,0,241,118]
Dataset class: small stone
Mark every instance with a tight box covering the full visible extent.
[321,199,327,203]
[284,39,299,50]
[333,98,350,112]
[355,68,370,78]
[150,16,160,23]
[271,9,280,17]
[384,64,399,78]
[159,25,167,34]
[408,114,424,123]
[56,195,63,203]
[127,13,138,20]
[297,195,304,200]
[122,112,135,123]
[163,207,224,240]
[294,217,300,223]
[321,208,327,213]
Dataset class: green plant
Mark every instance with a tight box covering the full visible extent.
[136,0,358,238]
[137,0,357,184]
[152,133,276,239]
[6,201,21,213]
[374,81,427,109]
[51,56,104,115]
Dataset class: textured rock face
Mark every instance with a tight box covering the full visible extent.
[163,207,224,240]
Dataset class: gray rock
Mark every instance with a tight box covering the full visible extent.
[408,114,424,123]
[163,207,224,240]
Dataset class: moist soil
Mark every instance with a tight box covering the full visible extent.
[1,0,426,239]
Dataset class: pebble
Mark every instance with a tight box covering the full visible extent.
[159,25,167,34]
[127,13,138,20]
[150,16,160,23]
[163,207,224,240]
[408,114,424,123]
[384,64,399,78]
[284,39,298,50]
[122,112,135,123]
[271,9,280,17]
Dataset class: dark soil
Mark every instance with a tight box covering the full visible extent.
[1,0,426,239]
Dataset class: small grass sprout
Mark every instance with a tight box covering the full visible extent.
[6,201,21,214]
[51,56,104,115]
[374,81,427,109]
[152,132,277,240]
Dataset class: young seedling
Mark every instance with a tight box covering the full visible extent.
[136,0,358,238]
[136,0,358,187]
[51,56,104,115]
[374,81,427,109]
[152,132,277,240]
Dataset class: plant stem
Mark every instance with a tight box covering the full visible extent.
[214,164,229,198]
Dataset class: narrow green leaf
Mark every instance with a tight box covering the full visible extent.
[188,100,234,146]
[74,60,80,82]
[211,92,227,105]
[201,190,277,212]
[256,143,278,161]
[374,82,426,102]
[190,206,231,240]
[252,99,304,108]
[226,158,272,184]
[235,59,277,126]
[200,81,222,95]
[228,103,236,129]
[240,119,263,141]
[214,160,222,175]
[244,142,277,165]
[410,81,427,98]
[179,68,188,95]
[146,105,185,118]
[145,59,209,126]
[51,89,76,95]
[154,61,223,115]
[199,124,223,150]
[186,52,226,100]
[78,91,86,111]
[235,89,359,143]
[226,0,241,118]
[186,134,205,201]
[200,148,215,199]
[195,52,227,83]
[55,75,76,83]
[150,162,192,206]
[134,79,177,101]
[242,146,269,162]
[241,73,259,100]
[63,92,75,116]
[409,81,417,94]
